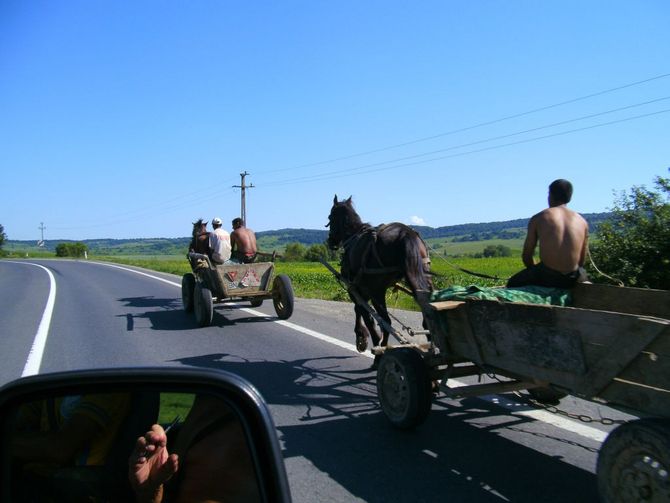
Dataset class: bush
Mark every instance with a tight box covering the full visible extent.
[282,242,306,262]
[589,172,669,289]
[55,242,88,258]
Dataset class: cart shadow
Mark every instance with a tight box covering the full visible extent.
[117,296,235,331]
[174,352,599,503]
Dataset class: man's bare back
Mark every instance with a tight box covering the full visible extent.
[230,219,257,261]
[525,206,588,273]
[508,179,589,289]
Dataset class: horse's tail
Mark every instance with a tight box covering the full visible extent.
[404,233,433,294]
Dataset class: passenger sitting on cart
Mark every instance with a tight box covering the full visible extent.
[507,179,589,289]
[189,219,211,258]
[230,218,258,264]
[209,217,232,265]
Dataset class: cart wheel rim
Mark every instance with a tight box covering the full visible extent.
[379,360,410,418]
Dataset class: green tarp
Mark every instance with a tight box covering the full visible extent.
[430,285,572,306]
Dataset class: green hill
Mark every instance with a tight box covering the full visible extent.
[4,212,612,256]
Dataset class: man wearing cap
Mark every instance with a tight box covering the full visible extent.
[209,217,232,264]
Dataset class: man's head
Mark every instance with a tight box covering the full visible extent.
[548,179,573,206]
[232,217,243,229]
[212,217,223,229]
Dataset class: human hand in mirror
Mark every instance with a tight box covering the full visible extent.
[129,424,179,503]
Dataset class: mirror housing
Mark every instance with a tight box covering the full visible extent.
[0,367,291,503]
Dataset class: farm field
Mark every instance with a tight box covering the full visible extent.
[87,252,522,311]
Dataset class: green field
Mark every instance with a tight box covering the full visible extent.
[83,252,522,311]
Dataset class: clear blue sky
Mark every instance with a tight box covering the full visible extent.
[1,1,668,241]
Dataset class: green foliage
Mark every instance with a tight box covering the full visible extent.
[0,224,5,256]
[55,242,88,258]
[282,242,306,262]
[478,244,513,258]
[589,173,670,289]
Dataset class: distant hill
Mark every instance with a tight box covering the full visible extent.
[4,212,613,255]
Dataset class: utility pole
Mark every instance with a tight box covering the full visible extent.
[38,222,46,247]
[233,171,254,225]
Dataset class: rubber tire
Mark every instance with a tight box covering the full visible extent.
[250,298,264,307]
[527,386,567,405]
[193,283,213,327]
[272,274,294,320]
[376,348,432,429]
[597,418,670,503]
[181,273,195,313]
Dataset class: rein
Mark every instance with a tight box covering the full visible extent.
[341,226,402,283]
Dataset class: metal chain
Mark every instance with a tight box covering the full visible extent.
[507,387,629,426]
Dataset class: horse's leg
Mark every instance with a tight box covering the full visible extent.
[370,294,391,348]
[352,303,370,353]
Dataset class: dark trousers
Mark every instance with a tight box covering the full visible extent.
[507,262,583,289]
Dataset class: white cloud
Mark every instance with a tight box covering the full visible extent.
[409,215,426,226]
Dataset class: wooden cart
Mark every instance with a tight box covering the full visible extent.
[181,252,294,326]
[373,282,669,502]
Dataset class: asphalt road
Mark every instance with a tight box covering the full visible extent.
[0,259,635,502]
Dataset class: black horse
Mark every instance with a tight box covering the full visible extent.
[326,195,432,354]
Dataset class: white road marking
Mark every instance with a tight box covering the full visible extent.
[93,261,610,442]
[6,261,57,377]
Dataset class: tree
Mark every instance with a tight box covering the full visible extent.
[589,172,669,289]
[482,244,512,258]
[55,242,89,258]
[304,243,330,262]
[282,242,305,262]
[0,224,6,252]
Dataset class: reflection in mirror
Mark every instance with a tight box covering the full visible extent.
[8,390,262,502]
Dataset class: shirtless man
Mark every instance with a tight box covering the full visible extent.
[230,218,257,263]
[507,179,589,288]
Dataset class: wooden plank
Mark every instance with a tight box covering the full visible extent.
[572,283,670,319]
[430,300,466,311]
[598,380,670,417]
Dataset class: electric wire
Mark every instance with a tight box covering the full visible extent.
[256,72,670,175]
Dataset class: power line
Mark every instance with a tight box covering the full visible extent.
[259,108,670,187]
[256,96,670,187]
[256,72,670,175]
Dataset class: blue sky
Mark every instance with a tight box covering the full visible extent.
[1,1,668,241]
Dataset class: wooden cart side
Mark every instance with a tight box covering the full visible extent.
[425,298,670,416]
[214,262,275,298]
[572,283,670,319]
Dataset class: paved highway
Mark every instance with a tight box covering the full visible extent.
[0,259,634,502]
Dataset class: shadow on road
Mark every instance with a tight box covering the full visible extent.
[173,352,598,502]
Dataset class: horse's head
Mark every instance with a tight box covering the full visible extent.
[326,195,362,249]
[192,219,207,238]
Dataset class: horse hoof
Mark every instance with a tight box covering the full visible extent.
[356,334,368,353]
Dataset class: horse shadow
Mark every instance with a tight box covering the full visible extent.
[173,353,599,502]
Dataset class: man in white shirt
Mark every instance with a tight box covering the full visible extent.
[208,217,231,264]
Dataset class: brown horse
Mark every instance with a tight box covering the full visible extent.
[189,219,211,256]
[326,195,432,355]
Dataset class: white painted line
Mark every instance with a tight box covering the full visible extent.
[6,262,57,377]
[96,261,609,442]
[93,262,182,288]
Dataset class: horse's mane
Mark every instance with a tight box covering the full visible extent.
[335,197,366,234]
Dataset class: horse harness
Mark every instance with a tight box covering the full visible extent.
[341,224,404,287]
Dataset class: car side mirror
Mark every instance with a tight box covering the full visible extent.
[0,367,291,503]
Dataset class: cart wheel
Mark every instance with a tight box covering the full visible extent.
[250,298,264,308]
[181,273,195,313]
[376,348,432,429]
[272,274,294,320]
[527,386,567,405]
[597,418,670,503]
[193,283,213,327]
